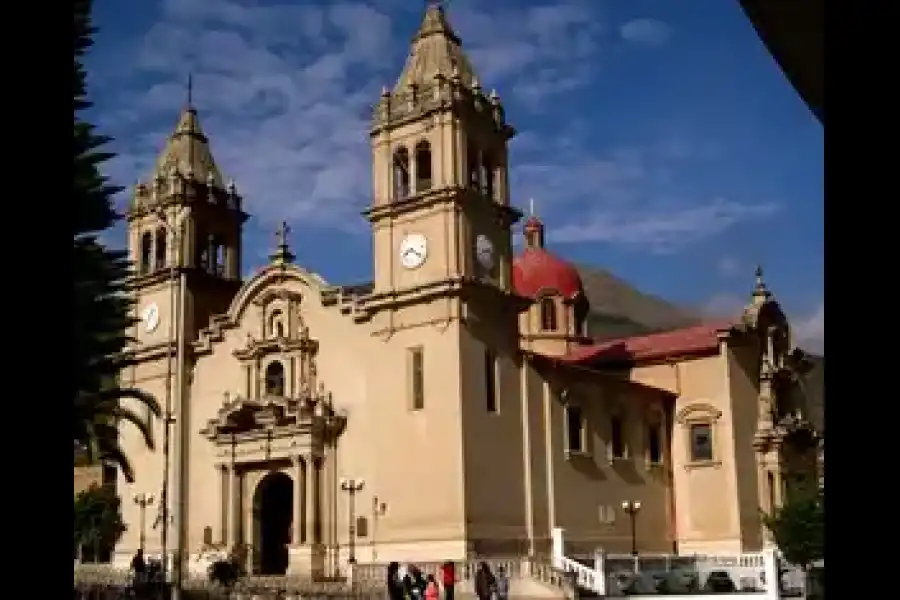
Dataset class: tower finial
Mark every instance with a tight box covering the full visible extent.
[186,73,194,109]
[751,264,772,304]
[529,198,535,216]
[270,221,295,265]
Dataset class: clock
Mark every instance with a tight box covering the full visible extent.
[475,234,495,271]
[399,233,428,270]
[140,303,160,333]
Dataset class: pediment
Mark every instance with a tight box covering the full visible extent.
[200,392,347,441]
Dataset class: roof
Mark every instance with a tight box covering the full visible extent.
[150,105,225,187]
[551,319,737,367]
[393,3,479,93]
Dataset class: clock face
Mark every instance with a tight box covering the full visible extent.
[399,233,428,270]
[141,303,160,333]
[475,234,495,271]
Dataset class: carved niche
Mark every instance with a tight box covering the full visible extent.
[234,288,319,401]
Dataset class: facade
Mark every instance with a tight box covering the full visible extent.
[106,4,819,579]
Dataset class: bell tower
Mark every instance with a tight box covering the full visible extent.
[365,1,522,318]
[127,96,248,348]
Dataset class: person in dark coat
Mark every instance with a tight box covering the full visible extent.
[474,562,496,600]
[130,549,147,591]
[440,561,456,600]
[405,565,427,599]
[387,562,405,600]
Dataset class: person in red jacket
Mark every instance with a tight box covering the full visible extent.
[440,561,456,600]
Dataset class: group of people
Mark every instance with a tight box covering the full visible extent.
[386,561,510,600]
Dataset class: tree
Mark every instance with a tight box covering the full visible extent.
[74,0,160,482]
[763,487,824,571]
[74,485,127,562]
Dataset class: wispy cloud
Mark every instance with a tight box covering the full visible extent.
[92,0,777,260]
[550,198,780,253]
[619,18,672,46]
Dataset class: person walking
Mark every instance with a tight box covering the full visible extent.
[425,574,441,600]
[440,561,456,600]
[475,562,496,600]
[495,566,510,600]
[387,562,405,600]
[130,548,147,592]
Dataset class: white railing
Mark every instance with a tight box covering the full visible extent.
[551,527,782,599]
[551,527,606,595]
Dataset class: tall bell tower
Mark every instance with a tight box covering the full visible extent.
[359,3,531,560]
[116,94,247,561]
[365,1,522,323]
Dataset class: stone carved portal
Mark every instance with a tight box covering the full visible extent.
[202,393,346,577]
[253,471,293,575]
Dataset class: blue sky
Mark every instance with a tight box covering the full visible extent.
[86,0,823,351]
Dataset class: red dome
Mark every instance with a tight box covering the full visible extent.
[513,214,584,299]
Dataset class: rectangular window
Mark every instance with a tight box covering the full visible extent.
[647,425,663,465]
[484,349,498,413]
[565,406,585,453]
[611,415,626,459]
[409,347,424,410]
[689,423,714,462]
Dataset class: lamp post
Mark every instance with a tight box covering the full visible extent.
[155,206,188,599]
[371,496,387,562]
[621,500,642,557]
[339,478,365,566]
[134,494,155,552]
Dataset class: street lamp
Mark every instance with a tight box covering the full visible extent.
[621,500,642,557]
[154,205,188,598]
[339,478,365,565]
[134,494,155,552]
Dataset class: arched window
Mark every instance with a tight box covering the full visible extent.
[265,361,285,397]
[415,141,432,193]
[467,142,480,190]
[155,227,167,270]
[539,298,558,331]
[480,153,494,200]
[215,242,226,277]
[140,232,153,275]
[269,309,285,338]
[392,147,410,200]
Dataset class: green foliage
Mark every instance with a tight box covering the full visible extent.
[74,0,161,482]
[763,488,824,570]
[74,485,127,558]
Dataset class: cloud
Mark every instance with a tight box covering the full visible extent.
[549,198,780,253]
[619,18,672,46]
[95,0,609,234]
[792,302,824,353]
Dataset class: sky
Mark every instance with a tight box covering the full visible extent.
[86,0,823,352]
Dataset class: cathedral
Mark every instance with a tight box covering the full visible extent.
[108,3,818,579]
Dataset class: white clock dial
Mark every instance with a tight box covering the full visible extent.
[475,234,495,271]
[399,233,428,270]
[141,303,160,333]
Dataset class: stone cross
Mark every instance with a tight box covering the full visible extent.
[275,221,291,249]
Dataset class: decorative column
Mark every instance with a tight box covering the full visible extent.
[218,465,228,545]
[227,468,241,549]
[306,455,319,543]
[292,456,303,545]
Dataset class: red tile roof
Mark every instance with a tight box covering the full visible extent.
[554,319,737,366]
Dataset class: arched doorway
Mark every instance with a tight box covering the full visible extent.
[252,471,293,575]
